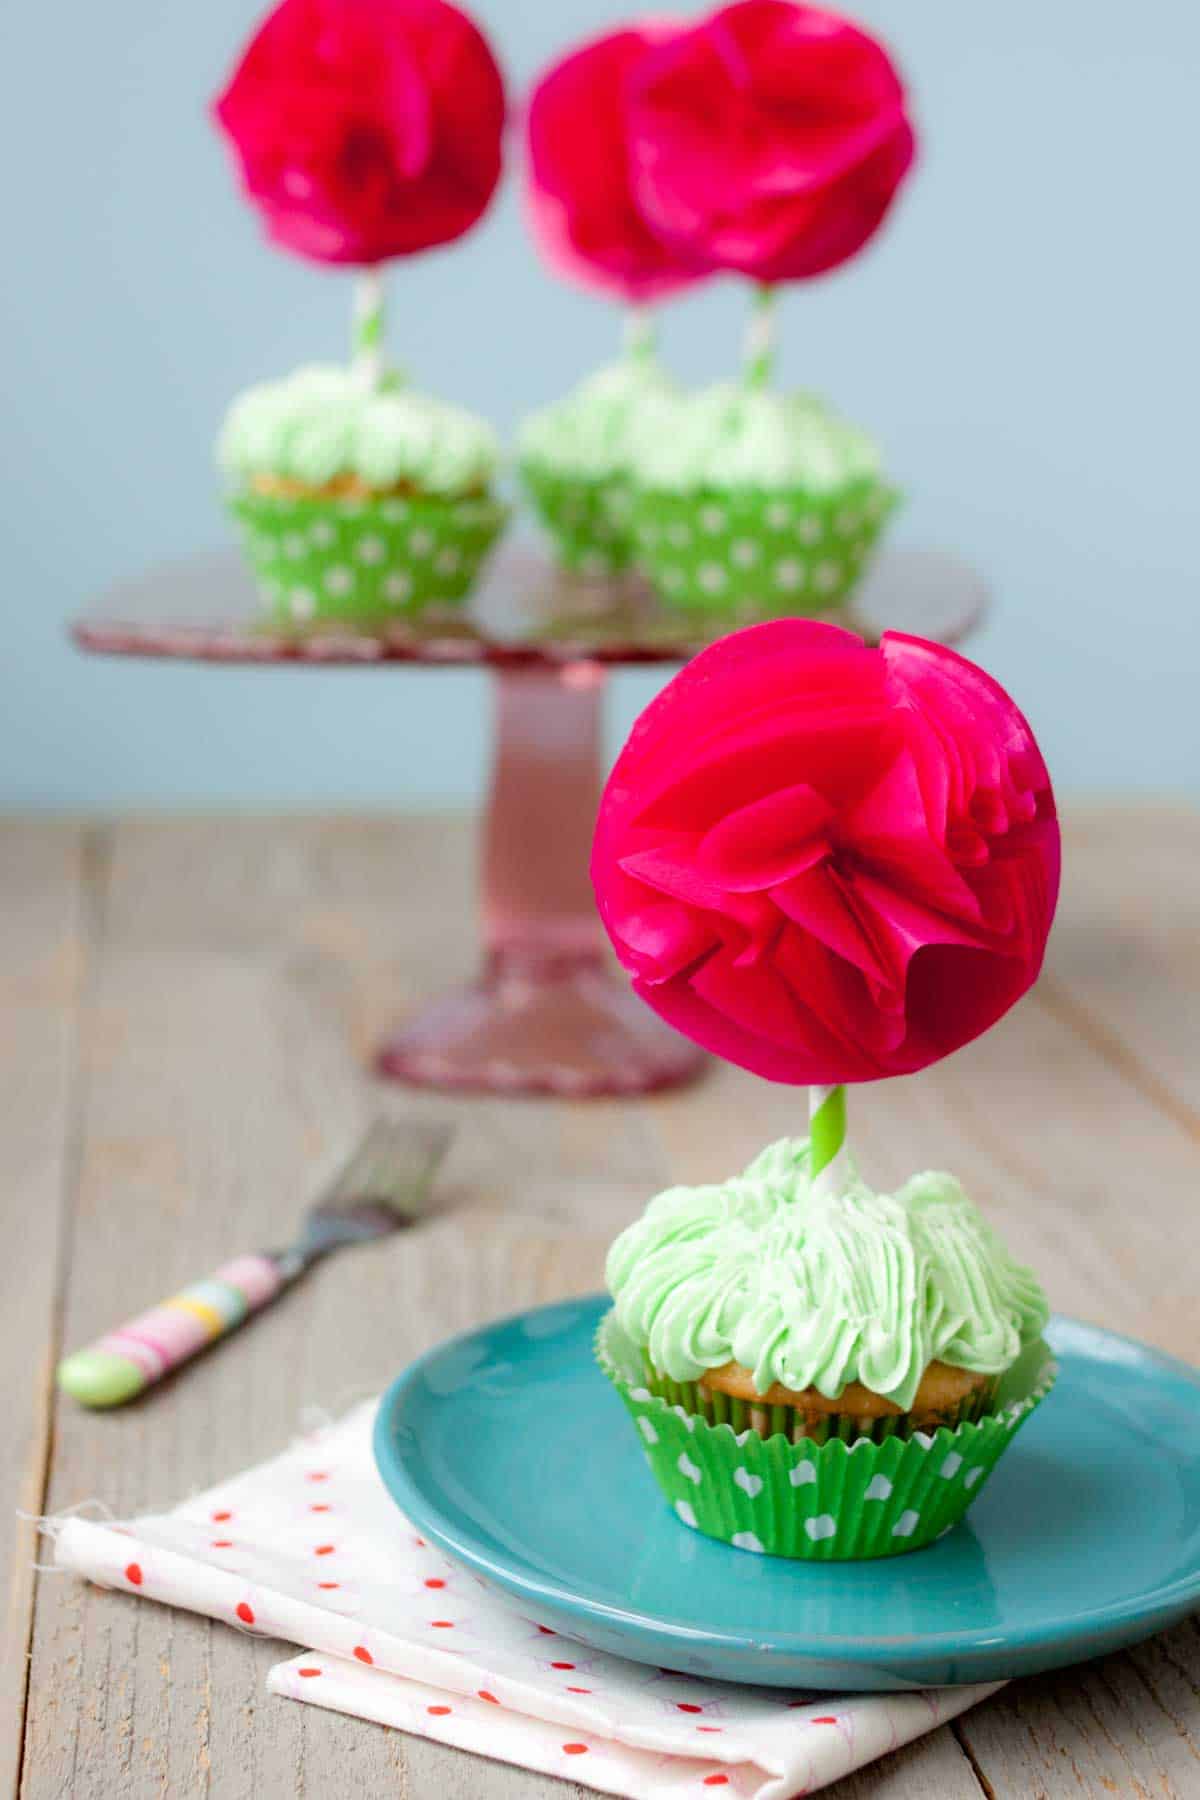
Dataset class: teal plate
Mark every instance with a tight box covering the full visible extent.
[373,1295,1200,1691]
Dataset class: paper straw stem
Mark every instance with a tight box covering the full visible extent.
[743,284,777,388]
[623,304,657,362]
[352,269,387,388]
[809,1084,847,1199]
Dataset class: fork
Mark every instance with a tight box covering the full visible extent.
[57,1117,453,1408]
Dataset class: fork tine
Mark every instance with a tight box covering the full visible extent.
[318,1116,451,1209]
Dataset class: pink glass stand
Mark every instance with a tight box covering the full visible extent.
[73,541,987,1096]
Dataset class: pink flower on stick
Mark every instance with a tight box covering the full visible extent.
[213,0,506,267]
[627,0,916,284]
[524,22,711,303]
[591,621,1060,1086]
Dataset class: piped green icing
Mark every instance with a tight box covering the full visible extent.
[217,364,499,498]
[605,1139,1048,1412]
[517,356,677,483]
[628,382,883,495]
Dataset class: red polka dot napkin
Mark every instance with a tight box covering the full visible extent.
[53,1402,999,1798]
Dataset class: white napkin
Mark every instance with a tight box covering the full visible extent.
[53,1402,1000,1798]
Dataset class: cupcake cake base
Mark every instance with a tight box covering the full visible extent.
[598,1311,1055,1561]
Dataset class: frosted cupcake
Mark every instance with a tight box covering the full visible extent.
[597,1138,1055,1560]
[627,384,897,617]
[518,355,675,576]
[219,364,507,627]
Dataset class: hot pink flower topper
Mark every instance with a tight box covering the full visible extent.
[525,22,709,303]
[628,0,916,283]
[213,0,506,266]
[591,621,1060,1085]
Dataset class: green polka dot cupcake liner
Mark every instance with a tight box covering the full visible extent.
[629,479,899,618]
[230,489,509,627]
[597,1311,1055,1561]
[519,458,635,577]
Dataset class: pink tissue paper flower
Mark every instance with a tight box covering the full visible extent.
[627,0,916,283]
[524,22,710,303]
[213,0,506,266]
[591,620,1060,1085]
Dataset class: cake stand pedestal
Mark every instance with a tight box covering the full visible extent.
[73,540,987,1097]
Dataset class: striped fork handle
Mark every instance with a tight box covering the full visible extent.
[57,1254,284,1408]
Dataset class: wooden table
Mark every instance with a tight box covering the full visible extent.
[5,807,1198,1799]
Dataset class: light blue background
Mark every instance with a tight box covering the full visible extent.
[4,1,1195,809]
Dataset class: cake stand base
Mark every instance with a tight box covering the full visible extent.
[375,953,706,1098]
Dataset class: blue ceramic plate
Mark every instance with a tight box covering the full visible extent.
[373,1295,1200,1690]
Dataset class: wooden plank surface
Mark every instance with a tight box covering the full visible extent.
[6,806,1199,1799]
[0,823,90,1800]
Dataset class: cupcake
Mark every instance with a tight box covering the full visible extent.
[597,1138,1055,1560]
[518,355,675,577]
[218,364,507,627]
[627,383,898,617]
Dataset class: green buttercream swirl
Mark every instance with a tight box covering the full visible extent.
[606,1139,1048,1411]
[628,382,883,495]
[517,356,677,483]
[217,364,499,498]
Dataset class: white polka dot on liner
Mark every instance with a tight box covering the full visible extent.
[699,504,727,534]
[282,532,305,559]
[892,1509,920,1538]
[310,520,335,548]
[356,535,385,565]
[677,1453,702,1485]
[731,539,759,568]
[380,499,408,523]
[323,566,353,596]
[733,1468,763,1499]
[864,1474,893,1501]
[775,559,804,591]
[797,515,822,546]
[766,501,792,529]
[698,562,727,594]
[789,1461,816,1487]
[434,547,461,576]
[667,522,691,548]
[813,561,841,594]
[805,1515,837,1542]
[409,528,435,556]
[384,573,412,603]
[732,1531,764,1553]
[637,1417,658,1446]
[289,587,316,619]
[939,1453,963,1480]
[675,1500,698,1529]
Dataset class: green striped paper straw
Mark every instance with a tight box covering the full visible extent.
[623,303,657,363]
[743,283,777,389]
[353,269,386,389]
[809,1083,847,1199]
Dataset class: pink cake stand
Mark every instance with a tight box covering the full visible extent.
[73,541,986,1097]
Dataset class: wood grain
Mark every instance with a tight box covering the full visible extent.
[9,807,1200,1799]
[0,822,90,1800]
[1044,806,1200,1135]
[18,816,649,1798]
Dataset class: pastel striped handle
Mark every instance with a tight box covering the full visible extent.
[57,1254,283,1408]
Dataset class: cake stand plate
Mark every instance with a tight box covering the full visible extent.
[73,542,987,1097]
[374,1295,1200,1692]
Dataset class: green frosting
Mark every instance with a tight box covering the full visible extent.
[517,356,676,482]
[217,364,499,498]
[605,1139,1048,1412]
[628,382,883,495]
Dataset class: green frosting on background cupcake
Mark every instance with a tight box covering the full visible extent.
[606,1139,1048,1412]
[627,383,882,494]
[218,364,499,497]
[518,356,676,483]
